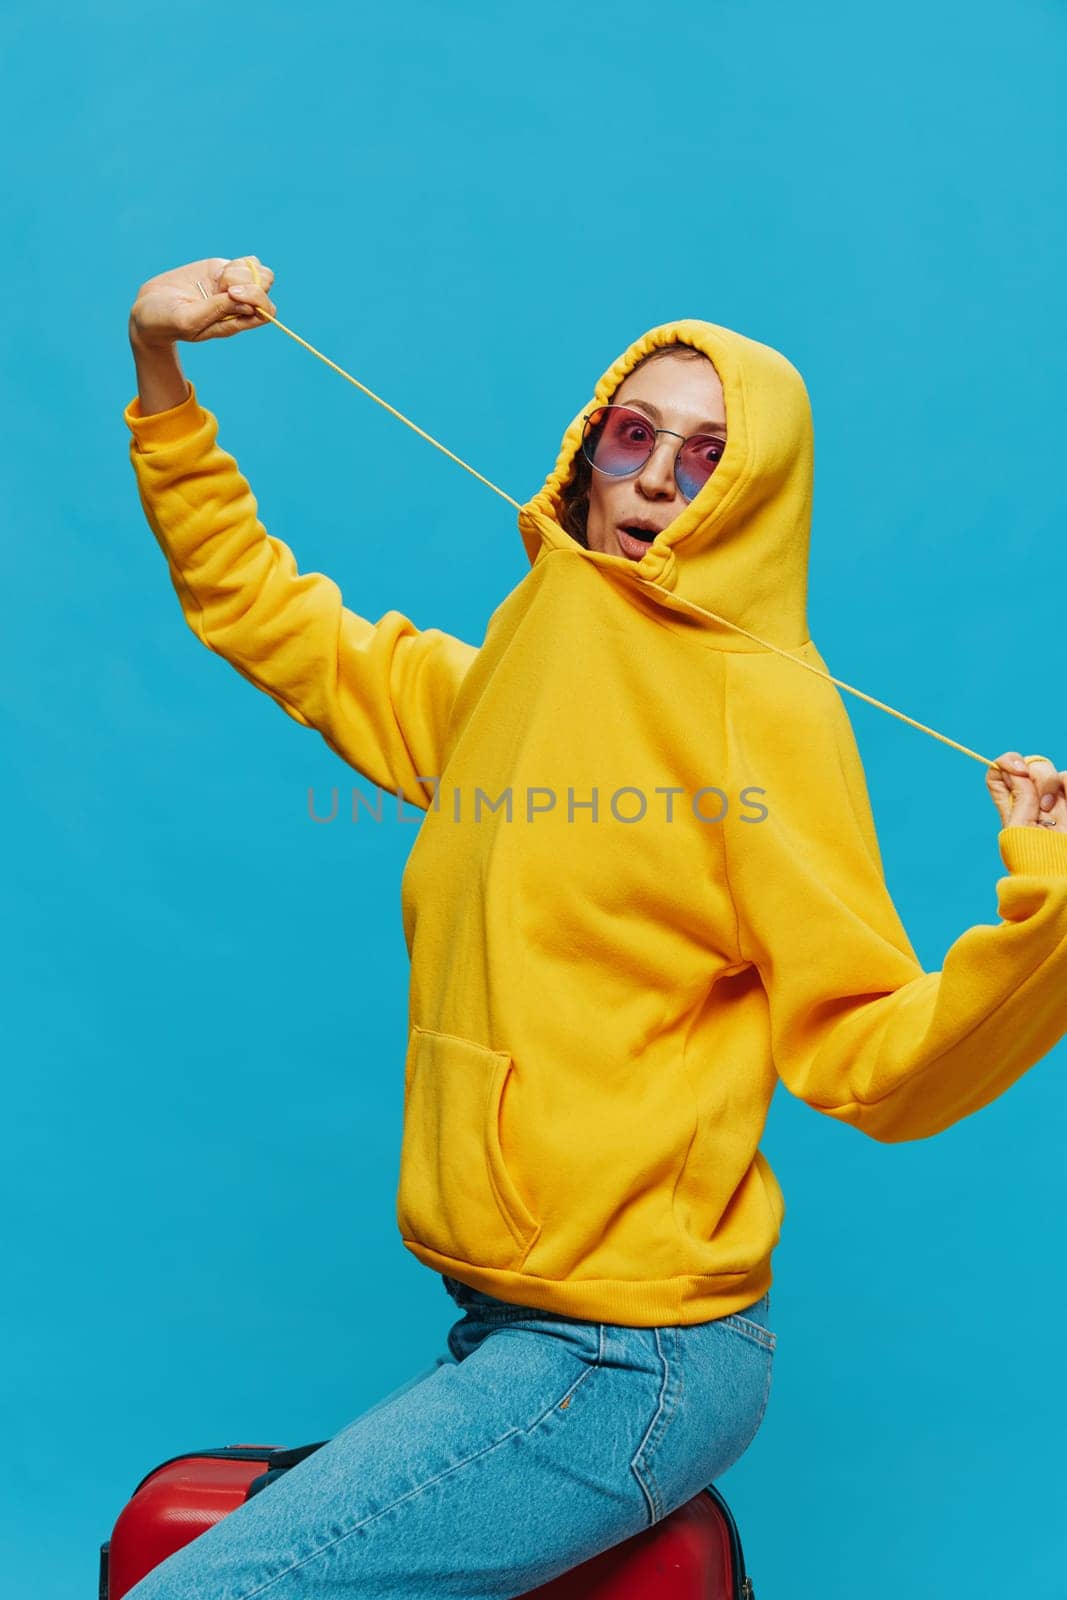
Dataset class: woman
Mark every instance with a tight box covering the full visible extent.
[121,254,1067,1599]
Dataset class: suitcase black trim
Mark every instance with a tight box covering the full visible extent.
[126,1442,303,1498]
[702,1482,756,1599]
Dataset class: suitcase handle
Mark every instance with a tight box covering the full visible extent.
[245,1440,331,1498]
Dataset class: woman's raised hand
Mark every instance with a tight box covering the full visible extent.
[987,751,1067,830]
[129,256,277,349]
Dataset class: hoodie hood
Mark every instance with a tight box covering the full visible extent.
[517,318,815,654]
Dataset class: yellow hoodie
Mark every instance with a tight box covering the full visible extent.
[124,318,1067,1327]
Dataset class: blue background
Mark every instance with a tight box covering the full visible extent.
[4,2,1066,1595]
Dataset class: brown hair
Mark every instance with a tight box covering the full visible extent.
[556,342,715,548]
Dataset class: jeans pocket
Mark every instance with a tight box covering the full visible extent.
[720,1311,777,1353]
[720,1290,776,1353]
[396,1027,542,1271]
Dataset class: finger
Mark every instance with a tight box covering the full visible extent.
[219,256,260,288]
[987,778,1015,828]
[227,284,277,319]
[196,258,229,291]
[218,254,270,290]
[1024,755,1064,815]
[987,753,1037,827]
[986,750,1029,796]
[198,314,255,342]
[215,296,276,335]
[1003,769,1040,827]
[986,761,1009,826]
[208,291,247,325]
[188,299,255,341]
[1046,794,1067,830]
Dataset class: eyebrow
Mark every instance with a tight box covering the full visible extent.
[621,397,728,437]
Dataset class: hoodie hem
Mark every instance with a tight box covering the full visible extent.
[401,1239,772,1327]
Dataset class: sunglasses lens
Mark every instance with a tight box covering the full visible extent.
[675,436,726,501]
[582,407,726,500]
[582,406,655,476]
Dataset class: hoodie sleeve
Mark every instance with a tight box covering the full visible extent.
[124,381,477,809]
[721,647,1067,1143]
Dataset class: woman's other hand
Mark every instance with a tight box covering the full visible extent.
[129,256,277,349]
[987,751,1067,830]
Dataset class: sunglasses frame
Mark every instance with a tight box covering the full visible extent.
[580,403,726,502]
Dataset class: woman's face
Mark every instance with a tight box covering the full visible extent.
[584,351,727,563]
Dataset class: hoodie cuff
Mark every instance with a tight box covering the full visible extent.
[998,825,1067,877]
[123,379,205,450]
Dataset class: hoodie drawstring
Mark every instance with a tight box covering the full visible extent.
[239,258,1013,781]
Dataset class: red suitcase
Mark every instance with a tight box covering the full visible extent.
[100,1439,757,1598]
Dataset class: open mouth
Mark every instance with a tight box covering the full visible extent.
[614,523,662,561]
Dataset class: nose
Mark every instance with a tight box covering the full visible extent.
[635,435,678,500]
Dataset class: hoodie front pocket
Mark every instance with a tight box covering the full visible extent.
[396,1026,541,1270]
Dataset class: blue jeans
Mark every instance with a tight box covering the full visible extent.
[124,1275,776,1599]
